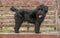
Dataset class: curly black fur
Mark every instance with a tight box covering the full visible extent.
[10,5,48,33]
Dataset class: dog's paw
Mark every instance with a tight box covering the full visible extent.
[35,32,41,34]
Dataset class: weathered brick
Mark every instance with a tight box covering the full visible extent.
[0,1,2,6]
[1,0,57,6]
[0,34,60,38]
[1,0,13,6]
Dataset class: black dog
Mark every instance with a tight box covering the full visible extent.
[10,5,48,33]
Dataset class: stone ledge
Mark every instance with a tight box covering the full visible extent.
[0,31,60,35]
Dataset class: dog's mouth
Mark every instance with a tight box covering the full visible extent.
[38,15,42,18]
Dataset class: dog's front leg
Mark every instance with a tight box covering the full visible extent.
[35,21,40,33]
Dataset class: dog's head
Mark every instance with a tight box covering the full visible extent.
[37,4,48,13]
[36,5,48,18]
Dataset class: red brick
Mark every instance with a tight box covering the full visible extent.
[0,34,60,38]
[1,0,14,6]
[1,0,57,6]
[0,1,2,6]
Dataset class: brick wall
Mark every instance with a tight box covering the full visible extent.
[0,0,57,6]
[0,0,58,32]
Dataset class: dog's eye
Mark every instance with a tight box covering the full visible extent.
[41,9,43,10]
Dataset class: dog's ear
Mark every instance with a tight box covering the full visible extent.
[10,6,18,12]
[44,6,48,13]
[37,4,44,10]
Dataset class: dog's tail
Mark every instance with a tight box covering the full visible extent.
[10,6,18,12]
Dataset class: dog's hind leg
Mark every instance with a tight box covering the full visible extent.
[14,15,23,33]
